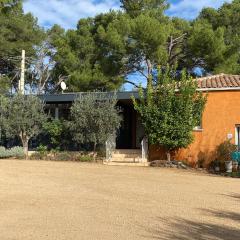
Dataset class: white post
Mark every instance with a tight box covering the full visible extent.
[141,137,148,163]
[19,50,25,94]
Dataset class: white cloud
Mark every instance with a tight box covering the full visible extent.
[167,0,232,19]
[23,0,233,29]
[23,0,119,29]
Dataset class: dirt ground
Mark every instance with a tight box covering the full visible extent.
[0,160,239,240]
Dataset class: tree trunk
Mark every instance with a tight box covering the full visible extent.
[146,59,153,89]
[93,142,97,162]
[166,151,171,162]
[23,140,29,160]
[20,133,29,160]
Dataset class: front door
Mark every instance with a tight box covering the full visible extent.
[116,102,133,149]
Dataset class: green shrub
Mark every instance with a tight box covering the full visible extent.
[77,155,93,162]
[43,119,64,148]
[0,146,24,159]
[0,146,9,158]
[30,152,46,160]
[55,152,73,161]
[36,145,48,159]
[8,146,24,158]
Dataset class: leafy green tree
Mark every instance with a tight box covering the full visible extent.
[0,94,47,158]
[51,2,190,91]
[133,69,206,161]
[194,0,240,74]
[0,0,45,91]
[186,20,227,73]
[51,13,125,92]
[120,0,168,17]
[51,0,240,91]
[69,93,121,159]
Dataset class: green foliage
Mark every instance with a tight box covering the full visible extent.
[43,119,64,148]
[31,145,48,160]
[196,0,240,74]
[54,152,72,161]
[216,140,237,163]
[50,4,190,90]
[37,144,48,154]
[9,146,25,158]
[133,69,206,160]
[77,155,93,162]
[0,94,48,156]
[0,76,11,94]
[0,146,24,159]
[51,12,125,92]
[30,150,95,162]
[187,20,226,72]
[120,0,168,17]
[0,0,45,84]
[69,93,121,152]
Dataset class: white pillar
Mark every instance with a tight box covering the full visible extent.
[19,50,25,94]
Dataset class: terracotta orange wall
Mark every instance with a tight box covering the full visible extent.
[149,90,240,166]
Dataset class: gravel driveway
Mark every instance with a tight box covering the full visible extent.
[0,160,239,240]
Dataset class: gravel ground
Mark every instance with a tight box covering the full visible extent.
[0,160,239,240]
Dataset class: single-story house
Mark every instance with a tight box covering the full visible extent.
[41,73,240,166]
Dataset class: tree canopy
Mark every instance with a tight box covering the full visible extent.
[69,93,121,155]
[50,0,240,91]
[0,94,47,157]
[1,0,239,92]
[133,69,207,161]
[0,0,45,92]
[196,0,240,74]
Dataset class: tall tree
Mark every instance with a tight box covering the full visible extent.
[51,13,125,92]
[52,2,190,91]
[0,0,45,92]
[186,20,227,73]
[51,0,240,91]
[191,0,240,74]
[133,69,206,161]
[120,0,168,17]
[27,25,67,94]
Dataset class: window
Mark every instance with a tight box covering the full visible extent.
[235,125,240,150]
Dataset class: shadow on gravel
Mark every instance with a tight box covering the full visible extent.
[226,193,240,200]
[141,209,240,240]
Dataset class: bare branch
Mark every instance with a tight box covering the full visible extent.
[124,80,141,89]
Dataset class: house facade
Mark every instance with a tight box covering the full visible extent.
[41,74,240,166]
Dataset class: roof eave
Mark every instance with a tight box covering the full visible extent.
[197,87,240,92]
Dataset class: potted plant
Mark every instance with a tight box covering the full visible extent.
[214,160,220,172]
[216,140,237,173]
[232,160,239,172]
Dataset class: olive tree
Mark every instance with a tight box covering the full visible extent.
[69,93,121,158]
[0,94,47,158]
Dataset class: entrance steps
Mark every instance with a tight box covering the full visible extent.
[104,149,149,167]
[103,161,149,167]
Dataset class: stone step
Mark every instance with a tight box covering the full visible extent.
[103,161,149,167]
[110,157,141,163]
[113,149,141,155]
[111,153,142,158]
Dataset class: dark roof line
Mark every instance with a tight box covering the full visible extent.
[40,74,240,103]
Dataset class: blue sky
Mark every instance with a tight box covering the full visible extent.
[23,0,232,29]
